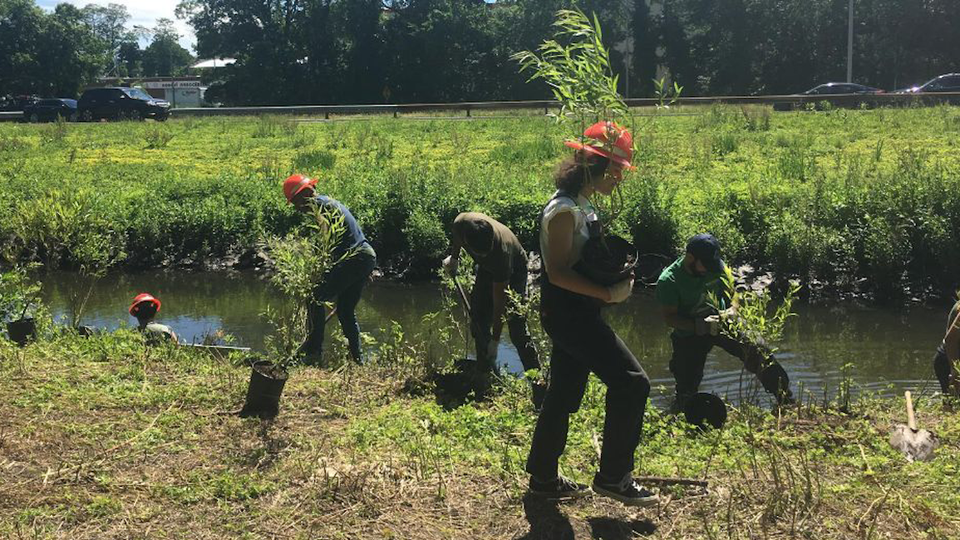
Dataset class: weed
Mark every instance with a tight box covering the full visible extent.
[740,105,772,131]
[293,149,336,172]
[143,125,174,149]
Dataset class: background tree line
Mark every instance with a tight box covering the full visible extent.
[0,0,193,98]
[177,0,960,104]
[1,0,958,103]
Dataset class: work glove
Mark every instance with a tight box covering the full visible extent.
[719,306,738,322]
[695,315,720,337]
[607,277,634,304]
[442,254,459,277]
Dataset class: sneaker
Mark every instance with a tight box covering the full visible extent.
[592,474,659,507]
[528,475,591,499]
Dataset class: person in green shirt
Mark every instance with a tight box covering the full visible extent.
[656,234,792,406]
[128,293,177,345]
[443,212,540,378]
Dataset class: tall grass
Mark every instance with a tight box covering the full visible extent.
[0,107,959,298]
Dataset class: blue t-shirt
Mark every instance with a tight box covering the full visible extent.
[313,195,367,260]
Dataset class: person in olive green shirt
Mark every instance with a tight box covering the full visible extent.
[933,300,960,398]
[443,212,540,377]
[656,234,792,406]
[129,293,177,345]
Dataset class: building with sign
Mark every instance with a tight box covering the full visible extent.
[93,77,205,108]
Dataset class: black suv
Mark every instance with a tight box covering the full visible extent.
[23,99,78,122]
[77,87,170,122]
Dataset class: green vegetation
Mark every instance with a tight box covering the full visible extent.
[2,106,960,299]
[1,321,958,538]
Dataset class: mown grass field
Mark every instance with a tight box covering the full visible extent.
[1,330,958,539]
[2,105,960,298]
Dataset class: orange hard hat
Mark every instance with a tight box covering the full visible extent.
[564,121,636,170]
[129,293,161,316]
[283,174,317,203]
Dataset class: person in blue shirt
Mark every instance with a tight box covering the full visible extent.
[283,174,377,364]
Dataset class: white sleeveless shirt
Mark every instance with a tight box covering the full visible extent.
[540,191,597,270]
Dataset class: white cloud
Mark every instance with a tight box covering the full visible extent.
[37,0,196,53]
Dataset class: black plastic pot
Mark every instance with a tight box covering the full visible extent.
[7,318,36,347]
[683,392,727,430]
[575,235,638,286]
[238,359,289,419]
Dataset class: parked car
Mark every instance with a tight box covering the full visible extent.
[0,95,39,112]
[801,83,883,95]
[77,87,170,122]
[22,99,78,122]
[896,73,960,94]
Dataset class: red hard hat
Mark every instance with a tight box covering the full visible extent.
[283,174,317,203]
[564,121,636,170]
[129,293,161,316]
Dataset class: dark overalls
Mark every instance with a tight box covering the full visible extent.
[301,196,377,363]
[526,192,651,482]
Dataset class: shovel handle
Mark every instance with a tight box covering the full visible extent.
[905,391,917,431]
[454,280,471,314]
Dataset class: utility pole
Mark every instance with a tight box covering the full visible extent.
[846,0,853,82]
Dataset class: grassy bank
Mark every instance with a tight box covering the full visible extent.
[1,328,958,539]
[2,106,960,297]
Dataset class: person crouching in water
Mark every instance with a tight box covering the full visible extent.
[526,121,658,506]
[933,299,960,399]
[129,293,177,345]
[283,174,377,365]
[442,212,542,396]
[656,234,793,408]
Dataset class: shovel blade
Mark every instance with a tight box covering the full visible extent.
[889,425,938,462]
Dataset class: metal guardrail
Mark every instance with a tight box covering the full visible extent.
[2,92,958,122]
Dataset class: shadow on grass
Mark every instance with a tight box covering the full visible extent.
[587,516,656,539]
[517,493,575,540]
[516,493,658,540]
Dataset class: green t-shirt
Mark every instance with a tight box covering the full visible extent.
[452,212,526,282]
[655,256,734,337]
[142,322,177,345]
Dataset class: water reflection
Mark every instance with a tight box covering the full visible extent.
[41,271,949,401]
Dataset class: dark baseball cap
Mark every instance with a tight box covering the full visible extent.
[685,233,725,273]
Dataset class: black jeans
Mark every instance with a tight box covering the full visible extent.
[669,333,791,399]
[526,282,650,481]
[933,345,957,394]
[302,244,377,361]
[470,269,539,374]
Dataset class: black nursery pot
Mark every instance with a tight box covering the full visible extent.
[7,318,36,347]
[574,235,638,286]
[683,392,728,430]
[239,359,289,420]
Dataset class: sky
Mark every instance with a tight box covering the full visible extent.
[37,0,197,53]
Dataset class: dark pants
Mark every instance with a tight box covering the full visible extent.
[669,333,791,400]
[302,245,377,361]
[470,269,539,374]
[934,346,957,394]
[526,284,650,481]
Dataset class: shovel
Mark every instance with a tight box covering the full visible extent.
[889,391,938,462]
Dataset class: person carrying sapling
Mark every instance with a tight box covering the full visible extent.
[656,233,793,408]
[283,174,377,365]
[442,212,540,381]
[525,121,659,507]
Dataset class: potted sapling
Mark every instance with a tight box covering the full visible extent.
[0,265,43,347]
[238,202,352,419]
[513,9,667,299]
